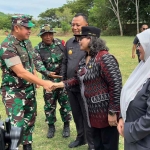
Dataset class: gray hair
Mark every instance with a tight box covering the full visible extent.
[88,36,109,56]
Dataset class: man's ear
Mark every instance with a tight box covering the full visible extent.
[14,25,20,33]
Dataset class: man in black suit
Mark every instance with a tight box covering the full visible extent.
[61,13,94,150]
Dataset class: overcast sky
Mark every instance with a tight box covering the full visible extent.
[0,0,67,19]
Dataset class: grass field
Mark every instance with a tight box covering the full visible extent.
[0,35,137,150]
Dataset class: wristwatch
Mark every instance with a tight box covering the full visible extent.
[108,110,116,116]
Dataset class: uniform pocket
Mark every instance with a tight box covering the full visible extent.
[20,52,29,62]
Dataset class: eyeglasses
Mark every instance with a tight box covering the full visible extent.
[143,28,148,30]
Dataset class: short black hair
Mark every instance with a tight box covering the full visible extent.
[74,13,88,23]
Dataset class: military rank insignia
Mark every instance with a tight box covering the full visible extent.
[17,20,22,24]
[89,65,92,68]
[68,50,73,55]
[44,26,50,31]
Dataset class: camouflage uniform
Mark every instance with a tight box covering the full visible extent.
[33,24,71,127]
[0,15,36,145]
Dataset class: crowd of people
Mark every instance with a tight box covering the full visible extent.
[0,12,150,150]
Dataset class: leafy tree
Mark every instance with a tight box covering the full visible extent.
[56,7,75,33]
[38,8,60,27]
[107,0,123,36]
[88,0,113,29]
[67,0,94,16]
[29,0,150,35]
[139,1,150,23]
[0,12,11,30]
[119,0,150,33]
[61,21,71,33]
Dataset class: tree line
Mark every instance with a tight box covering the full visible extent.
[1,0,150,36]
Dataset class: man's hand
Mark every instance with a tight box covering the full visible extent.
[108,114,118,126]
[42,81,64,92]
[132,53,135,59]
[117,118,124,137]
[132,44,136,59]
[49,72,62,78]
[42,80,54,92]
[51,82,64,90]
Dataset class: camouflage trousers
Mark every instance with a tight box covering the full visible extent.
[43,88,72,125]
[2,96,37,145]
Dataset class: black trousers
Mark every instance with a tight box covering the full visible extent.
[136,50,141,62]
[137,54,141,62]
[67,90,94,149]
[92,126,119,150]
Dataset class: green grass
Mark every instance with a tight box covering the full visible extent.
[0,35,137,150]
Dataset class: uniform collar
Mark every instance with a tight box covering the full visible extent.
[73,36,79,43]
[10,34,27,47]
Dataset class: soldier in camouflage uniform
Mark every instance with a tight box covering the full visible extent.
[33,24,72,139]
[0,15,52,150]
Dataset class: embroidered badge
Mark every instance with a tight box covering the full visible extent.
[68,50,73,55]
[17,20,22,24]
[44,26,50,31]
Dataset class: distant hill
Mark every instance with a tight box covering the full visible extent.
[0,12,11,30]
[0,12,8,17]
